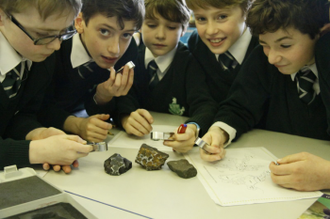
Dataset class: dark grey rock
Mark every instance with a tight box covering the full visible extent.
[167,159,197,179]
[104,153,132,176]
[135,144,169,170]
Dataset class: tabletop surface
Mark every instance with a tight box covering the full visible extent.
[43,112,330,219]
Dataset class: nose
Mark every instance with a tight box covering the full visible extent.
[266,48,281,65]
[107,37,120,55]
[155,27,165,40]
[46,38,61,51]
[205,20,218,35]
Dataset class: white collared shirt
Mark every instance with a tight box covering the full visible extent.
[0,32,32,82]
[144,45,177,80]
[215,28,252,65]
[70,34,93,69]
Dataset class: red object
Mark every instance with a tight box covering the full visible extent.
[177,124,187,133]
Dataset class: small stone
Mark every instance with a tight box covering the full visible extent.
[167,159,197,179]
[104,153,132,176]
[135,144,169,170]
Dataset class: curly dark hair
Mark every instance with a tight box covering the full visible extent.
[81,0,144,30]
[246,0,329,39]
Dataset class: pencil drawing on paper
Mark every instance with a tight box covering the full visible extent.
[210,154,270,190]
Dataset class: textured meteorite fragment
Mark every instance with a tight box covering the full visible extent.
[104,153,132,176]
[167,159,197,179]
[135,144,169,170]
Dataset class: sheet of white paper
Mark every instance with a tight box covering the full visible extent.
[185,147,322,206]
[108,125,178,152]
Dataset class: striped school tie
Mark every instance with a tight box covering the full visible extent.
[218,52,238,72]
[148,60,159,90]
[78,61,98,79]
[2,62,25,98]
[296,66,316,104]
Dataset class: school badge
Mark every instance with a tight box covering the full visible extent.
[169,97,185,116]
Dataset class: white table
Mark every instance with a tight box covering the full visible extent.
[43,112,330,219]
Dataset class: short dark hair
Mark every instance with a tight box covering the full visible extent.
[246,0,329,39]
[186,0,253,16]
[81,0,144,30]
[144,0,190,30]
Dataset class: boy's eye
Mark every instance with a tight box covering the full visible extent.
[195,17,206,22]
[281,44,291,48]
[217,15,228,20]
[35,32,51,38]
[147,24,157,28]
[100,29,110,36]
[259,43,269,49]
[167,26,178,30]
[122,33,133,40]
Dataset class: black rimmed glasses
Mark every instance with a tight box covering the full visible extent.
[5,12,77,45]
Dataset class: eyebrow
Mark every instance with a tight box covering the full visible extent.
[259,36,292,44]
[34,26,72,33]
[102,24,136,32]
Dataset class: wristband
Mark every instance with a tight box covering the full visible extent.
[186,122,200,138]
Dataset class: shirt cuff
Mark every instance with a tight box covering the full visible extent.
[211,121,237,148]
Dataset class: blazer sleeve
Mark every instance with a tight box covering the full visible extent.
[0,137,31,169]
[184,53,218,136]
[5,54,55,140]
[214,46,271,139]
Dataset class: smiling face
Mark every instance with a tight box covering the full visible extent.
[193,5,246,55]
[0,7,75,62]
[76,13,136,69]
[141,12,184,58]
[259,27,319,75]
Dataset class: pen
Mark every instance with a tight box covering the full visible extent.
[274,161,279,165]
[177,124,187,133]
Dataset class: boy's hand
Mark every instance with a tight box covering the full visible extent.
[163,124,196,153]
[26,127,65,140]
[200,126,228,162]
[64,114,112,142]
[94,66,134,105]
[29,134,93,166]
[269,152,330,191]
[121,109,153,136]
[77,114,112,142]
[26,128,81,173]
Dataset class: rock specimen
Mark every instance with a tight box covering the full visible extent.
[167,159,197,179]
[104,153,132,176]
[135,144,169,170]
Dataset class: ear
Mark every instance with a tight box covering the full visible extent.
[74,12,84,34]
[320,23,330,36]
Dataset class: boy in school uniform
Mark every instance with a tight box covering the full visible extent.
[37,0,145,143]
[185,0,259,104]
[116,0,218,153]
[0,0,93,172]
[200,0,330,191]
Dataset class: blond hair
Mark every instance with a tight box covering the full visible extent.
[0,0,82,20]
